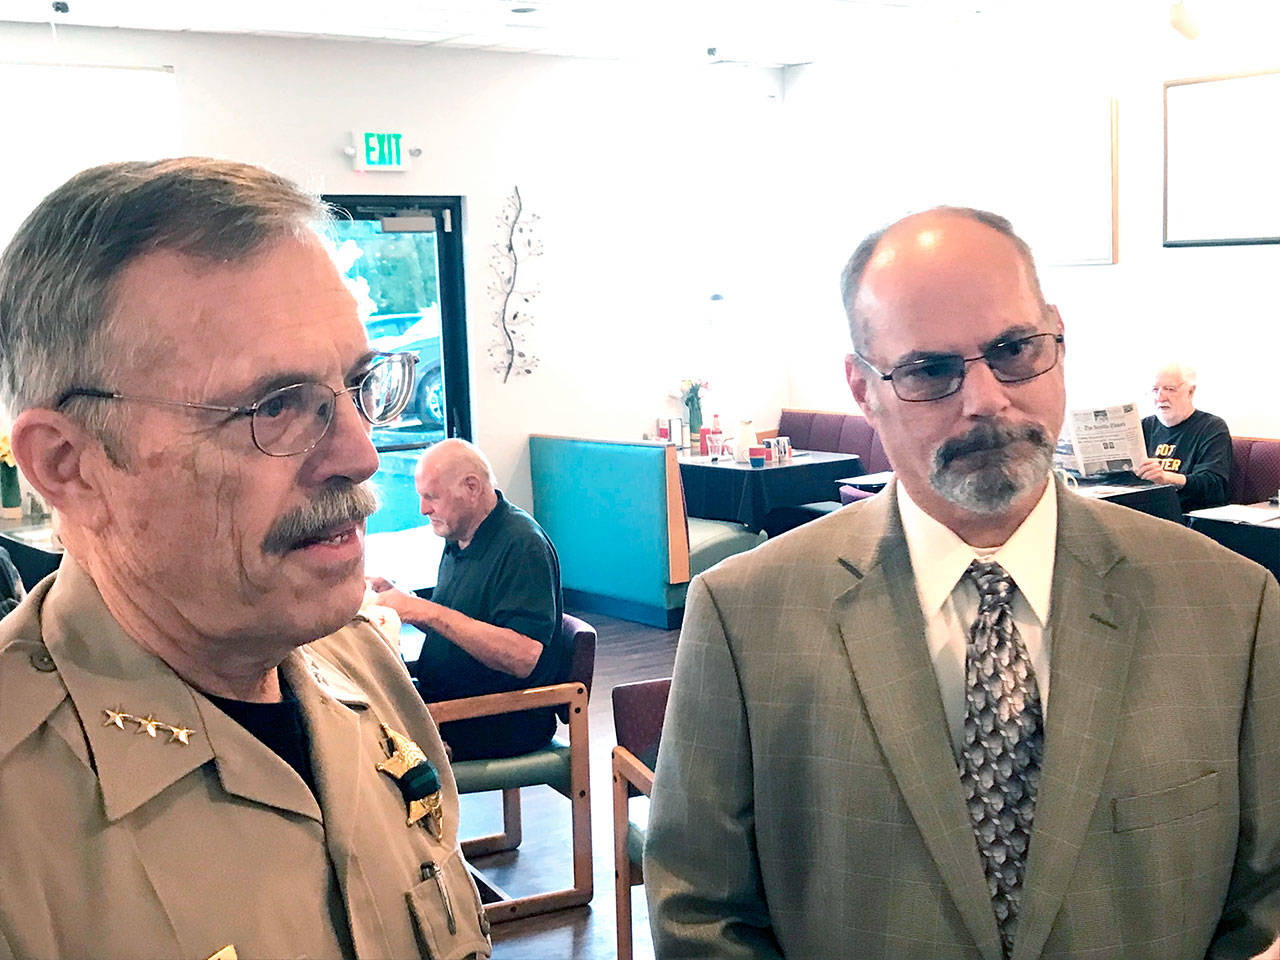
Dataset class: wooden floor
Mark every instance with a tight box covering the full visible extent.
[460,607,679,960]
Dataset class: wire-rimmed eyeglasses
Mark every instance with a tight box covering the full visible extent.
[854,332,1064,403]
[56,351,419,457]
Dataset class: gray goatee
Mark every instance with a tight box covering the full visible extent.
[930,420,1053,514]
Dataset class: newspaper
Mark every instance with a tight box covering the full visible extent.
[1054,403,1147,478]
[1185,504,1280,525]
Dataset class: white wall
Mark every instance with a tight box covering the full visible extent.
[4,6,1279,511]
[774,3,1280,438]
[0,23,786,507]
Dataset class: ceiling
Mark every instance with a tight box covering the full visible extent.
[1,0,1010,67]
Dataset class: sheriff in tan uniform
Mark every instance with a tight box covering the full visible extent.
[0,560,490,960]
[0,159,491,959]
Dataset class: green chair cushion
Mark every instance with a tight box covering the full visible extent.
[626,796,650,864]
[627,821,646,865]
[687,518,766,576]
[660,520,764,609]
[450,738,572,797]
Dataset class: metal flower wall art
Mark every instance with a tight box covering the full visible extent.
[488,185,543,382]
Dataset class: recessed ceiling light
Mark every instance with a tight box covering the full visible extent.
[511,6,537,12]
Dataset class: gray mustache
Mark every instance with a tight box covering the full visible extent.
[262,481,380,554]
[935,421,1049,468]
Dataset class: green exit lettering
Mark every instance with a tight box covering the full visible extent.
[362,132,404,167]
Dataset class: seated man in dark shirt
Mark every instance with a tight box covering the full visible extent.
[1136,362,1232,510]
[371,439,569,761]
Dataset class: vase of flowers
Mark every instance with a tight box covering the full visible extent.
[0,433,20,519]
[680,379,708,437]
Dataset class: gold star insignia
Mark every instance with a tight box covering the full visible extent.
[417,792,444,838]
[376,723,429,778]
[169,727,193,745]
[101,708,193,745]
[376,724,443,833]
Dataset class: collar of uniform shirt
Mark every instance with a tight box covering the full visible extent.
[896,475,1057,627]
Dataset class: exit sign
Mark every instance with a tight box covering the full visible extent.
[351,131,410,172]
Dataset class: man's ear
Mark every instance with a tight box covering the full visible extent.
[458,472,483,500]
[9,409,112,529]
[846,353,875,420]
[1048,304,1064,335]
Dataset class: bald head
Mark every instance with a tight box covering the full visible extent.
[841,206,1047,354]
[418,438,497,491]
[415,439,499,546]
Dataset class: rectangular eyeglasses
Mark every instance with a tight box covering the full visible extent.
[854,332,1064,403]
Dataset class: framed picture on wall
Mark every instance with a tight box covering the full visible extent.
[1164,69,1280,246]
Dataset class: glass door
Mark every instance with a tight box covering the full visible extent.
[322,195,468,533]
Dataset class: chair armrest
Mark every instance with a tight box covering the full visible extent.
[611,745,654,796]
[427,681,588,724]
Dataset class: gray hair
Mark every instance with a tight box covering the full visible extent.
[1156,362,1197,388]
[839,206,1048,354]
[0,158,327,457]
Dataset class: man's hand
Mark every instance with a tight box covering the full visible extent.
[365,575,396,593]
[1135,458,1186,487]
[373,584,431,623]
[1134,457,1164,481]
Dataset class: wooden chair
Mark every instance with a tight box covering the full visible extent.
[425,612,596,923]
[611,677,672,960]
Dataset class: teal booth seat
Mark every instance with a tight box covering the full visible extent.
[529,435,765,628]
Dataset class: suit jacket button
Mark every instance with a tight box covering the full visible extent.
[29,650,56,672]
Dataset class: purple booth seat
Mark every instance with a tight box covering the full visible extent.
[776,408,891,473]
[1230,436,1280,505]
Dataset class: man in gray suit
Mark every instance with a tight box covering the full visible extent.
[645,207,1279,959]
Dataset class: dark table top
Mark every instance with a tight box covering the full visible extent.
[1069,479,1184,525]
[680,450,864,532]
[1186,503,1280,582]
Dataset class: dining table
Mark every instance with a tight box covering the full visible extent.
[680,449,864,532]
[1068,477,1184,524]
[1185,502,1280,583]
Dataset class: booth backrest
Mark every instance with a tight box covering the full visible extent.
[1230,436,1280,505]
[529,436,766,627]
[777,409,891,474]
[529,436,689,609]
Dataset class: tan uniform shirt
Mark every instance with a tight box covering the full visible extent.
[0,557,491,960]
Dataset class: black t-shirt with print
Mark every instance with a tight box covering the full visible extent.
[1141,409,1232,511]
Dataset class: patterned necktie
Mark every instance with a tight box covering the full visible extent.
[959,560,1044,958]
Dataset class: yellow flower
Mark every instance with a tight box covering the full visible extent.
[0,433,15,468]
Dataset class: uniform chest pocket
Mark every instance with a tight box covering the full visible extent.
[406,849,492,960]
[1112,771,1219,832]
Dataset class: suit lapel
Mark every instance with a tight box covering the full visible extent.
[834,488,1005,960]
[1011,489,1138,960]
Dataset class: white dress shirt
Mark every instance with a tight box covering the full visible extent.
[897,479,1057,752]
